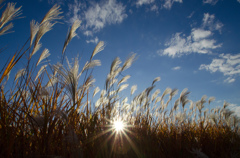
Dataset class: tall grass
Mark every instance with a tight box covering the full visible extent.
[0,2,240,158]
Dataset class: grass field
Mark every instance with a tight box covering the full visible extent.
[0,2,240,158]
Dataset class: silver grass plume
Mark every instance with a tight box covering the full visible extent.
[35,64,47,81]
[166,88,178,107]
[223,100,229,109]
[179,88,190,109]
[33,21,53,56]
[62,19,81,54]
[93,86,100,97]
[82,60,101,72]
[131,85,137,95]
[31,5,62,56]
[30,20,39,46]
[91,41,105,60]
[145,85,155,96]
[46,72,57,87]
[174,98,180,111]
[110,57,122,75]
[0,2,22,35]
[151,89,160,102]
[83,76,95,89]
[160,87,171,101]
[122,53,136,71]
[36,48,50,66]
[208,96,215,105]
[0,22,13,35]
[117,84,128,93]
[189,100,194,110]
[117,75,130,86]
[154,96,161,104]
[41,4,63,24]
[152,76,161,85]
[14,68,26,81]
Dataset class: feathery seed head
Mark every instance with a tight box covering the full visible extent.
[131,85,137,95]
[93,86,100,97]
[117,75,130,86]
[41,4,63,24]
[62,19,81,54]
[122,53,136,71]
[118,84,128,92]
[36,48,50,66]
[0,2,22,29]
[30,20,39,46]
[208,96,215,105]
[35,65,47,81]
[0,22,13,35]
[14,68,26,81]
[91,41,105,59]
[152,76,161,85]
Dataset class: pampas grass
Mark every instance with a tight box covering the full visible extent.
[0,2,240,158]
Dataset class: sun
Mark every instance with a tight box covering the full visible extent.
[113,120,124,132]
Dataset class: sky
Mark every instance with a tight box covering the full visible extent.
[1,0,240,115]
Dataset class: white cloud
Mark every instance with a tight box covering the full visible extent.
[202,13,223,33]
[136,0,155,6]
[150,4,158,12]
[238,0,240,3]
[199,53,240,83]
[187,11,195,19]
[203,0,218,5]
[161,31,221,58]
[160,13,222,58]
[67,0,84,25]
[163,0,183,9]
[86,36,99,44]
[84,0,127,32]
[83,30,93,37]
[224,77,235,83]
[172,66,181,70]
[67,0,127,35]
[191,29,212,41]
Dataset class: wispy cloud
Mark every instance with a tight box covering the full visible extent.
[199,53,240,83]
[202,13,223,33]
[136,0,155,6]
[238,0,240,3]
[160,30,221,58]
[160,13,222,58]
[135,0,182,10]
[187,11,195,19]
[67,0,127,35]
[86,36,99,44]
[83,30,93,37]
[84,0,127,32]
[172,66,181,70]
[163,0,183,9]
[203,0,218,5]
[150,4,158,12]
[67,0,84,25]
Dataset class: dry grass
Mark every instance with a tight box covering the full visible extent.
[0,2,240,158]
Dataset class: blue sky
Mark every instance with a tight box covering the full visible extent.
[1,0,240,114]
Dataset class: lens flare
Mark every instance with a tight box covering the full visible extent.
[114,120,124,132]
